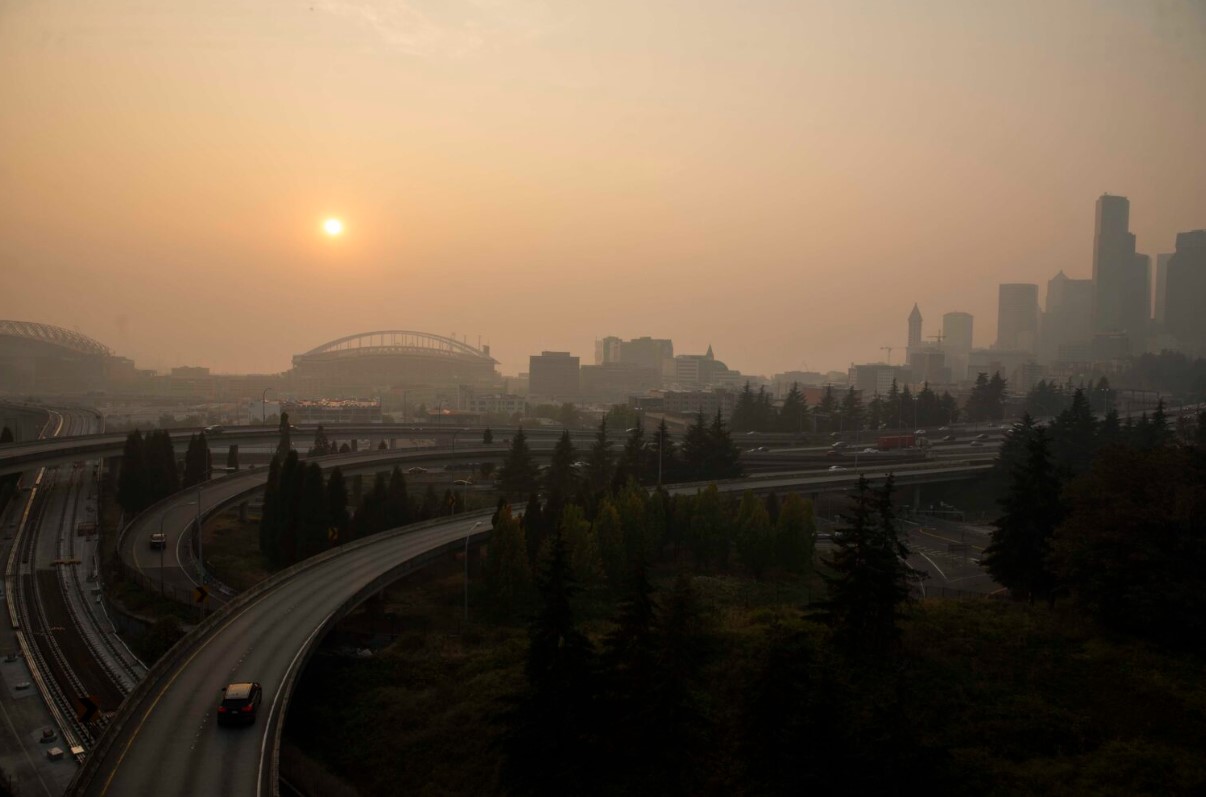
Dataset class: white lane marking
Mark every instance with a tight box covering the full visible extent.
[917,551,948,582]
[258,610,333,797]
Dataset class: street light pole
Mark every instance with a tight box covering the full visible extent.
[261,387,273,424]
[464,521,484,622]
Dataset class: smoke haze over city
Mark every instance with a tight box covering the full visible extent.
[2,0,1205,376]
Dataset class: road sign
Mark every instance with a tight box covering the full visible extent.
[193,586,208,604]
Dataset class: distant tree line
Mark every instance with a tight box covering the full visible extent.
[729,379,964,435]
[496,413,741,503]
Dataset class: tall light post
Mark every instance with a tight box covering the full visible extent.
[261,387,273,424]
[464,520,484,622]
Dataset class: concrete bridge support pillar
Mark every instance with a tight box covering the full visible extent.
[238,501,248,523]
[912,484,922,515]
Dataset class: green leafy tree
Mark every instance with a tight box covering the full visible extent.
[498,427,539,498]
[687,485,728,569]
[594,499,626,588]
[982,428,1062,605]
[560,504,602,588]
[736,493,775,578]
[483,504,532,616]
[1051,445,1206,648]
[776,493,815,576]
[482,426,494,444]
[558,402,581,428]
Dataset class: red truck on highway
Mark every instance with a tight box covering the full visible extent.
[877,434,916,451]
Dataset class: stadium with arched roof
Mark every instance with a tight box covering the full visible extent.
[0,320,113,394]
[289,330,499,397]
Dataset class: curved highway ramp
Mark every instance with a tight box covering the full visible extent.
[69,511,492,797]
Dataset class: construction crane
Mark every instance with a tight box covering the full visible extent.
[928,331,945,345]
[880,346,894,365]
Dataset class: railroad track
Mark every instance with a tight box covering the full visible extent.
[6,408,144,762]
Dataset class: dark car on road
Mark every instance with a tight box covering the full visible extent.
[217,682,263,726]
[149,532,167,550]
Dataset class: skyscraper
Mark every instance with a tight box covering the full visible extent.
[1091,194,1149,351]
[1040,271,1093,362]
[942,312,973,381]
[996,284,1039,352]
[1154,253,1173,325]
[1164,230,1206,358]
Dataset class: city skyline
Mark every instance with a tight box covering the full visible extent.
[3,1,1205,377]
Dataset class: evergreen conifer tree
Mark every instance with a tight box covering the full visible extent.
[503,525,596,795]
[498,426,539,498]
[118,429,147,515]
[824,475,913,658]
[586,417,613,492]
[983,428,1062,605]
[276,412,292,460]
[259,455,282,566]
[326,466,349,543]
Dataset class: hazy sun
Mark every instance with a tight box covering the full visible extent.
[323,218,344,236]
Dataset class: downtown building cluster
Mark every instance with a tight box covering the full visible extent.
[850,194,1206,398]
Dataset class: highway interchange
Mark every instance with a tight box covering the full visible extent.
[1,413,1004,795]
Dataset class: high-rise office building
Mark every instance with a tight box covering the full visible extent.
[1091,194,1149,351]
[594,336,622,365]
[528,351,580,399]
[1154,253,1173,325]
[1040,271,1093,362]
[1164,230,1206,358]
[941,312,973,382]
[619,336,674,377]
[996,284,1040,352]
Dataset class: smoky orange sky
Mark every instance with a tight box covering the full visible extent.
[3,1,1205,379]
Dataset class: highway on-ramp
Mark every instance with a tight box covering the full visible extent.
[75,512,493,797]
